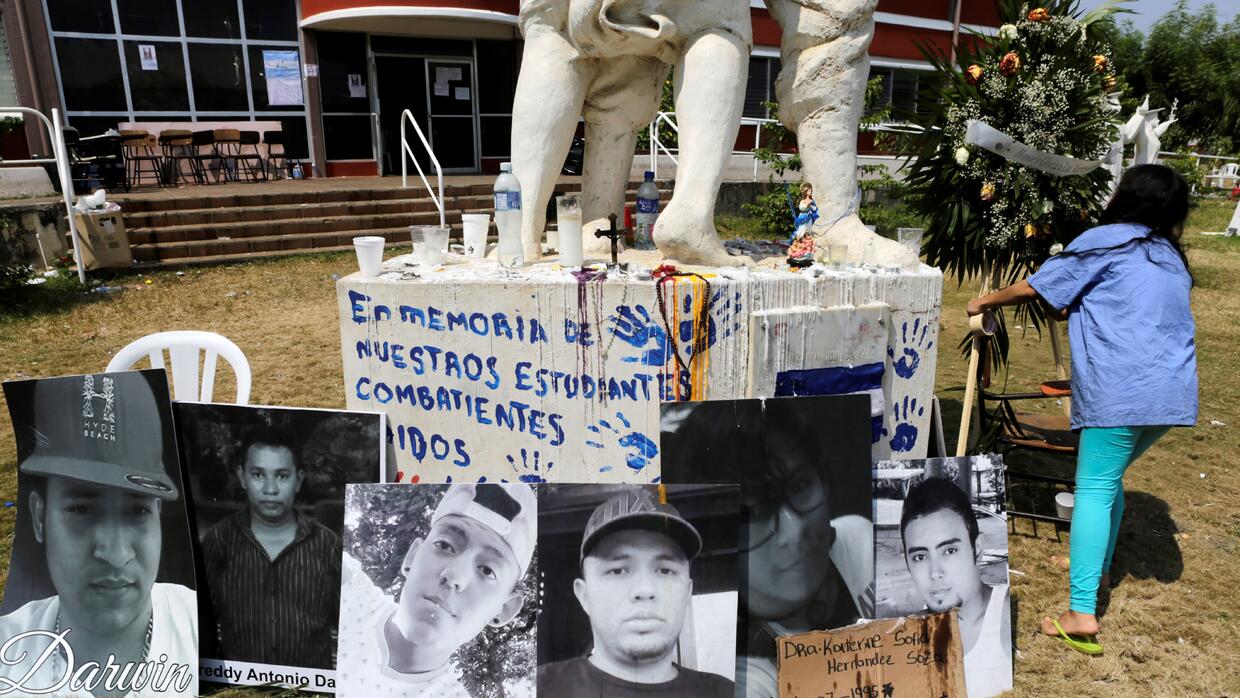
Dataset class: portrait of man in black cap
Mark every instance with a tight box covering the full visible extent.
[0,370,198,697]
[537,484,739,698]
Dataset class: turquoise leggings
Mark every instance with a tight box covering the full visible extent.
[1069,425,1171,614]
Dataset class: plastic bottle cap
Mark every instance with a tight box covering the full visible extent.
[644,171,654,180]
[500,162,512,172]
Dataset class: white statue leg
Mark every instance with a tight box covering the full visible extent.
[767,0,914,266]
[511,26,589,262]
[579,56,669,256]
[654,29,751,267]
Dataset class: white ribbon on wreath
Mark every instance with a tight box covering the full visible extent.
[965,119,1108,177]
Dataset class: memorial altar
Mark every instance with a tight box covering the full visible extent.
[338,254,942,484]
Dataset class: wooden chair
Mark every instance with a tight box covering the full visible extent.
[974,333,1077,528]
[157,129,196,186]
[236,130,266,181]
[263,130,286,179]
[119,130,163,189]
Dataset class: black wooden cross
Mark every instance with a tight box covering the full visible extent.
[594,213,626,266]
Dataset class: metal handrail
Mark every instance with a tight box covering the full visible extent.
[0,107,83,283]
[647,111,680,178]
[399,109,445,227]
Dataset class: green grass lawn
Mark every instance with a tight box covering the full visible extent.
[0,198,1237,696]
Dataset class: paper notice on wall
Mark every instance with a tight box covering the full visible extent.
[777,612,967,698]
[434,82,450,97]
[965,119,1104,177]
[262,50,304,106]
[435,66,462,83]
[455,87,470,101]
[348,73,366,99]
[138,44,158,71]
[304,63,319,77]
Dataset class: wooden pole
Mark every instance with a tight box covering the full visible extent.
[955,265,995,457]
[1047,317,1071,415]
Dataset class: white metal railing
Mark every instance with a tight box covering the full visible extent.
[0,107,84,283]
[647,111,680,179]
[645,112,925,181]
[399,109,445,227]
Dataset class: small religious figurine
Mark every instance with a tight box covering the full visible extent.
[787,183,819,267]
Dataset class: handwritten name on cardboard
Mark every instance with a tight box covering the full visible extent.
[777,611,966,698]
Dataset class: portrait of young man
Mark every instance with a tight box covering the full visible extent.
[537,484,739,698]
[899,476,1012,698]
[197,428,342,669]
[0,371,198,697]
[660,396,876,698]
[337,482,538,698]
[175,403,384,686]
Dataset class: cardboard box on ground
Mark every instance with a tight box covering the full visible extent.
[74,210,130,269]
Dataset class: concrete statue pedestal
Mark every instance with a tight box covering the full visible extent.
[337,250,942,484]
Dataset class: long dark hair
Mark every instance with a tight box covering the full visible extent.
[1092,164,1192,282]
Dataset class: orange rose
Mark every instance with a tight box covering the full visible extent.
[980,181,996,202]
[1000,51,1021,76]
[1093,54,1108,73]
[1024,223,1037,239]
[1028,8,1050,22]
[964,64,984,85]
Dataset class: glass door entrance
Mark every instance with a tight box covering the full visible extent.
[374,53,478,174]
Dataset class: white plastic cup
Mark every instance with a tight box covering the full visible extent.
[556,195,583,266]
[898,227,924,270]
[352,236,385,277]
[1054,491,1075,521]
[827,242,849,269]
[461,214,490,258]
[422,226,449,265]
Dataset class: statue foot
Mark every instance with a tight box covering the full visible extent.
[653,202,751,267]
[812,214,919,267]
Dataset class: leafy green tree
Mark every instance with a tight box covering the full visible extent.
[1099,2,1240,154]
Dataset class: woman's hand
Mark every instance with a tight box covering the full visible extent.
[967,297,987,316]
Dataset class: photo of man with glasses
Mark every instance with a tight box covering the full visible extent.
[660,396,875,698]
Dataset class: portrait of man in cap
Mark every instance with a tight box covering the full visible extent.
[537,484,737,698]
[0,371,198,697]
[337,482,538,698]
[660,396,875,698]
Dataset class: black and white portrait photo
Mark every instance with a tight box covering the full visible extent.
[660,395,876,698]
[873,456,1012,698]
[537,484,740,698]
[337,483,538,698]
[1,370,199,696]
[173,403,384,691]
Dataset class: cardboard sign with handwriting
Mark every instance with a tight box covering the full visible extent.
[777,611,966,698]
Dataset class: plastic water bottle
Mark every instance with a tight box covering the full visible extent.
[494,162,523,267]
[635,171,659,250]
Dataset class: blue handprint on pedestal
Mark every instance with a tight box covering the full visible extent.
[888,318,934,380]
[609,305,670,367]
[677,289,744,358]
[505,448,553,483]
[888,396,924,453]
[586,411,659,473]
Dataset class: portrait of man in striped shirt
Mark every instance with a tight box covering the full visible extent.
[199,427,343,670]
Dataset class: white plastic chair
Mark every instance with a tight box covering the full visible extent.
[106,330,251,404]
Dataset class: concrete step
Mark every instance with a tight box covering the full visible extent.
[123,197,430,228]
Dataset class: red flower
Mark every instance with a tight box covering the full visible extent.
[999,52,1021,77]
[1028,8,1050,22]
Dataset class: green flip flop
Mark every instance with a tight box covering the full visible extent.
[1050,620,1103,656]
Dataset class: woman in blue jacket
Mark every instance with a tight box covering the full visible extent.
[966,164,1198,654]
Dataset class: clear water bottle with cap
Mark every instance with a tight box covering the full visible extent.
[494,162,523,267]
[634,171,658,250]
